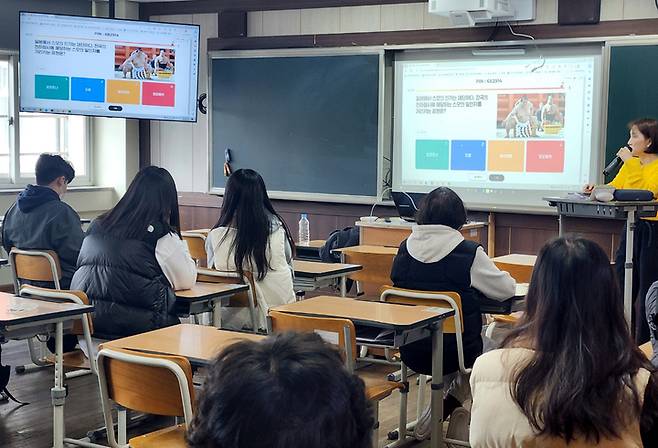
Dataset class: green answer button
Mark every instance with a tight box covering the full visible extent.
[416,139,449,170]
[35,75,69,100]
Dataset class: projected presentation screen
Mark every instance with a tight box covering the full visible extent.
[20,12,199,122]
[393,46,604,209]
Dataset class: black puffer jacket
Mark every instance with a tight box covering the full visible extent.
[70,221,179,340]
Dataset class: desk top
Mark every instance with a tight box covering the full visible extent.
[332,245,399,255]
[293,260,362,278]
[493,254,537,266]
[187,228,211,235]
[356,217,486,230]
[101,324,264,364]
[296,240,325,249]
[175,282,248,301]
[0,292,93,327]
[270,295,453,330]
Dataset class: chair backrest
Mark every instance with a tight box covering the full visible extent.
[10,248,62,291]
[19,285,94,335]
[380,286,462,334]
[341,249,396,297]
[182,232,207,268]
[269,310,357,371]
[97,347,195,420]
[492,261,533,283]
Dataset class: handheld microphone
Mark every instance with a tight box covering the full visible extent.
[603,144,632,176]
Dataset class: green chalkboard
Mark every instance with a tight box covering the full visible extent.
[605,44,658,181]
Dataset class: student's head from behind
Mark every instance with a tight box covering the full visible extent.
[187,332,374,448]
[35,153,75,196]
[415,186,467,230]
[628,117,658,155]
[215,169,294,281]
[99,165,181,240]
[503,236,650,443]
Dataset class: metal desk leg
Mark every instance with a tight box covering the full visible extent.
[624,210,636,325]
[340,275,347,297]
[430,321,445,448]
[212,299,222,328]
[52,322,65,448]
[558,214,564,237]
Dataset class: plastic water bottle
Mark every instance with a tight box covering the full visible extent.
[298,213,310,246]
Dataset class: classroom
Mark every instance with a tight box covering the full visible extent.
[1,0,658,447]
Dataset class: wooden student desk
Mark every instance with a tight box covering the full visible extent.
[101,323,264,367]
[175,282,249,328]
[292,260,362,297]
[295,239,326,261]
[0,293,94,448]
[270,295,454,448]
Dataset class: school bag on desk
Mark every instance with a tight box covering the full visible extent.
[319,227,359,294]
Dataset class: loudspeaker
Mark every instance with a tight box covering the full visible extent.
[218,11,247,38]
[558,0,601,25]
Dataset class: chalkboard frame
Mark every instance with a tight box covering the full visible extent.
[602,38,658,183]
[207,48,386,204]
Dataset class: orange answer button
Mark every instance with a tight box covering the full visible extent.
[106,80,140,105]
[487,140,525,172]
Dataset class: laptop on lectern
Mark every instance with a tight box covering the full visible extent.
[391,191,426,222]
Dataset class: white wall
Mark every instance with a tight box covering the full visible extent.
[151,1,656,193]
[149,13,218,193]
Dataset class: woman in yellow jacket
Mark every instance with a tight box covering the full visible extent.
[586,118,658,342]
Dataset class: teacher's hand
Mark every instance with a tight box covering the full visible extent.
[617,146,633,162]
[583,184,595,194]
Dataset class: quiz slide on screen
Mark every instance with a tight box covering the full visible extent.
[20,13,199,121]
[396,56,597,192]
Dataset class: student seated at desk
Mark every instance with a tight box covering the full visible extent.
[71,166,196,340]
[470,237,658,447]
[187,332,374,448]
[2,153,84,289]
[206,169,295,331]
[390,186,515,437]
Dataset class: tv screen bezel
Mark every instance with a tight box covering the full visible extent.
[19,11,201,123]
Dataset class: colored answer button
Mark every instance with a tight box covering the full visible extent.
[142,82,175,107]
[35,75,69,100]
[106,80,140,105]
[71,77,105,102]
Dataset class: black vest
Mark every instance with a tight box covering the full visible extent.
[70,222,179,340]
[390,239,483,354]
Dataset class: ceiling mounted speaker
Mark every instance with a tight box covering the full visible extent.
[558,0,601,25]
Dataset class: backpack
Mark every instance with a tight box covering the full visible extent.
[646,281,658,367]
[319,227,360,294]
[319,226,360,263]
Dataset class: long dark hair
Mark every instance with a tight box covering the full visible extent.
[97,166,181,240]
[629,117,658,154]
[214,169,294,281]
[503,236,652,443]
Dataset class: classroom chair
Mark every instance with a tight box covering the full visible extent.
[181,232,207,268]
[268,310,403,448]
[484,258,532,339]
[182,232,260,332]
[340,247,397,299]
[96,347,195,448]
[9,248,63,374]
[380,286,470,447]
[19,285,97,377]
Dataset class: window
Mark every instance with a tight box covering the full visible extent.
[0,53,90,187]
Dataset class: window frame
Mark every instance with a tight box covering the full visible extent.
[0,51,92,189]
